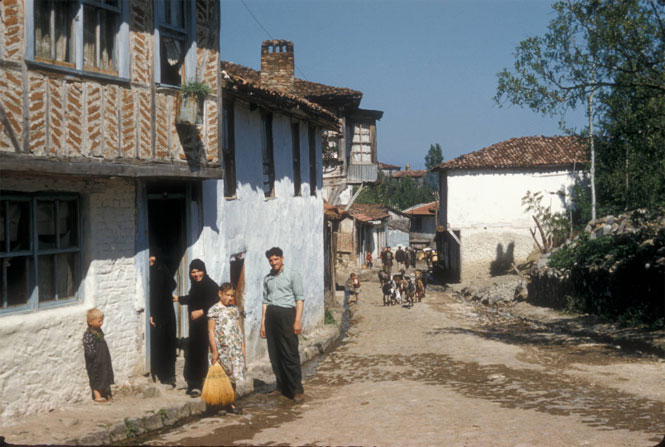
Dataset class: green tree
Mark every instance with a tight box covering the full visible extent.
[355,171,436,210]
[496,0,665,220]
[424,143,443,190]
[425,143,444,170]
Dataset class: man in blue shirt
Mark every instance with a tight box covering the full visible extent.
[260,247,305,403]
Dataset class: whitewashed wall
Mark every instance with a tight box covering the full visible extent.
[445,168,578,269]
[192,101,325,364]
[0,175,145,420]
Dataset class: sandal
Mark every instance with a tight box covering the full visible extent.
[94,398,110,404]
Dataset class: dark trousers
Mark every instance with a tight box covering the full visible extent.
[265,305,303,398]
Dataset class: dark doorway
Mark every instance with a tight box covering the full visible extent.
[147,182,189,343]
[229,253,246,344]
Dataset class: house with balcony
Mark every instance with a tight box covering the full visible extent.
[0,0,222,419]
[221,56,383,207]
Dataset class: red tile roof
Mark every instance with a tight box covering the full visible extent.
[221,61,362,102]
[324,202,347,220]
[392,169,427,178]
[434,136,587,170]
[347,203,390,222]
[404,201,438,216]
[378,161,401,170]
[221,63,339,128]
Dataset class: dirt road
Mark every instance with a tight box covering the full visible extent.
[147,273,665,446]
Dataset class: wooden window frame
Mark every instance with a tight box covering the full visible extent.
[351,122,373,165]
[223,99,237,198]
[308,125,317,196]
[27,0,129,78]
[154,0,196,87]
[291,122,302,197]
[261,112,275,198]
[0,192,82,316]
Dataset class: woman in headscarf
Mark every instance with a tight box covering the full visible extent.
[173,259,218,396]
[149,253,177,387]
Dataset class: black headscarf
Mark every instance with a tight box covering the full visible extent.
[181,259,218,313]
[189,258,207,274]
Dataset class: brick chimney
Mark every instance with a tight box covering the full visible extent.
[260,40,294,93]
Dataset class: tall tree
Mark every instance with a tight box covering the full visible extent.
[425,143,444,170]
[496,0,665,219]
[424,143,444,190]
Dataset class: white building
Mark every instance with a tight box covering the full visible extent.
[433,136,586,281]
[208,40,339,362]
[0,0,223,420]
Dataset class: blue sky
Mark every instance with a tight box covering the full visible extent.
[221,0,585,169]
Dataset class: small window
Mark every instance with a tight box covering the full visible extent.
[34,0,76,66]
[351,123,372,164]
[223,100,236,198]
[83,0,121,73]
[31,0,128,77]
[261,113,275,198]
[156,0,190,85]
[309,126,317,196]
[291,122,301,196]
[1,193,81,314]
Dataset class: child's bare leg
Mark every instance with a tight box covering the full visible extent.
[93,389,103,401]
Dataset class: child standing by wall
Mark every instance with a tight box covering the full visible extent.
[208,283,246,413]
[82,308,114,403]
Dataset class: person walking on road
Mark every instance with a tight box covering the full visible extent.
[260,247,305,403]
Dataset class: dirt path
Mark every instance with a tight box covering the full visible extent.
[147,272,665,446]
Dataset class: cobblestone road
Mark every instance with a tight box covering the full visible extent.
[147,273,665,446]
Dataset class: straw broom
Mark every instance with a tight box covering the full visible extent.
[201,362,235,406]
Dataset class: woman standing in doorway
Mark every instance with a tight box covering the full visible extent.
[173,259,218,397]
[149,253,177,387]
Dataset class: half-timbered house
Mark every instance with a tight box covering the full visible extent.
[0,0,221,419]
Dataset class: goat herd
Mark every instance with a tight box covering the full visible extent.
[378,269,427,309]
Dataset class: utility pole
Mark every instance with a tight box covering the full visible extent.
[588,79,597,221]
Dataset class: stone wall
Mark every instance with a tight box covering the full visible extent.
[0,173,143,420]
[528,209,665,317]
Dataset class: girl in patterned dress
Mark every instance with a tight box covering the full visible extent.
[208,282,246,413]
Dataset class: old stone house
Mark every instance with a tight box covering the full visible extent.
[391,166,428,186]
[432,136,586,282]
[0,0,222,419]
[404,201,437,249]
[378,161,401,177]
[335,203,389,267]
[386,207,411,249]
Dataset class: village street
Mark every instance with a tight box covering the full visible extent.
[147,269,665,447]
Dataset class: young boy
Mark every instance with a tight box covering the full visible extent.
[344,273,360,304]
[82,308,115,403]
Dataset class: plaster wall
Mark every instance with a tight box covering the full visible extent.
[387,229,410,249]
[444,169,578,270]
[0,174,145,420]
[192,101,325,365]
